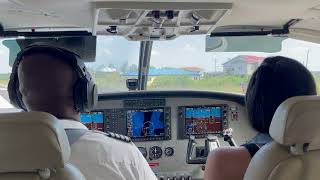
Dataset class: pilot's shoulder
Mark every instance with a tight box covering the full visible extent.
[74,130,143,166]
[89,130,132,143]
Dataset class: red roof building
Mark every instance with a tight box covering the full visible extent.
[223,55,265,75]
[243,55,265,63]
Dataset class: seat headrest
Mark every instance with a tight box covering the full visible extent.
[0,112,70,172]
[270,96,320,150]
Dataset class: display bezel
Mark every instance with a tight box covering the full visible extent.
[178,104,228,139]
[126,107,171,141]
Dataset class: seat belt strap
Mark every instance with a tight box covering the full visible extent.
[65,129,87,146]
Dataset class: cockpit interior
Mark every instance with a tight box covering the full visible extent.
[87,92,252,179]
[1,1,320,180]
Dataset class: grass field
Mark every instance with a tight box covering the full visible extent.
[93,72,128,91]
[0,74,9,88]
[1,72,320,94]
[147,75,249,93]
[91,73,320,94]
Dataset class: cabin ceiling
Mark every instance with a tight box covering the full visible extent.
[1,0,320,42]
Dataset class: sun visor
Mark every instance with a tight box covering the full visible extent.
[289,28,320,44]
[2,36,96,67]
[206,35,287,53]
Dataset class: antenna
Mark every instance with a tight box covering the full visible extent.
[306,49,310,68]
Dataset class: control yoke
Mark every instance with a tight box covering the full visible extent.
[186,128,236,164]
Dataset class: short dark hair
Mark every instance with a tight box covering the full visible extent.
[246,56,317,133]
[21,45,77,68]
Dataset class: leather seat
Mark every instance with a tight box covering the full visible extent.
[0,112,86,180]
[244,96,320,180]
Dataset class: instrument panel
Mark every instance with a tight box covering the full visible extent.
[80,93,257,180]
[80,101,230,141]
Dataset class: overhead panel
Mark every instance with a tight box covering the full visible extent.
[93,1,233,41]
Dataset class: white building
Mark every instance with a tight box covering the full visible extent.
[223,55,264,75]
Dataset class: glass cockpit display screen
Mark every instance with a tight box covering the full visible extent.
[185,106,222,135]
[127,108,165,139]
[80,112,104,131]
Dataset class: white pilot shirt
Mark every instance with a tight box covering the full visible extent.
[60,120,158,180]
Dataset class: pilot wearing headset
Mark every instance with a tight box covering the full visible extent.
[7,44,157,180]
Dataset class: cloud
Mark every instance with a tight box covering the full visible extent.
[151,50,160,56]
[103,49,112,55]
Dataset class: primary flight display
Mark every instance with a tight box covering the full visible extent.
[185,106,222,134]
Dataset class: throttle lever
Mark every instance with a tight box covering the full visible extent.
[186,135,220,164]
[186,135,207,164]
[223,128,237,147]
[205,134,220,155]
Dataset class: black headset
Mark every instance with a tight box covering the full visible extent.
[8,44,98,112]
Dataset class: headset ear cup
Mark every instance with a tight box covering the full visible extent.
[73,80,83,112]
[8,71,26,111]
[16,87,27,111]
[73,79,96,113]
[92,84,98,107]
[7,75,19,108]
[86,82,97,111]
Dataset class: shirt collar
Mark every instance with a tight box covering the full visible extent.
[60,119,88,130]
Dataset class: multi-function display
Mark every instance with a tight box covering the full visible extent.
[127,108,166,139]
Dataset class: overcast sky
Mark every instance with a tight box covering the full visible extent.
[1,35,320,73]
[149,36,320,72]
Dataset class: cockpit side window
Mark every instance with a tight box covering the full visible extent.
[0,41,14,112]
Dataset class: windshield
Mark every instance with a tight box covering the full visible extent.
[0,36,140,112]
[148,35,320,94]
[86,36,140,92]
[1,35,320,111]
[0,41,12,110]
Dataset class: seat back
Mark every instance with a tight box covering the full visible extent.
[0,112,85,180]
[244,96,320,180]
